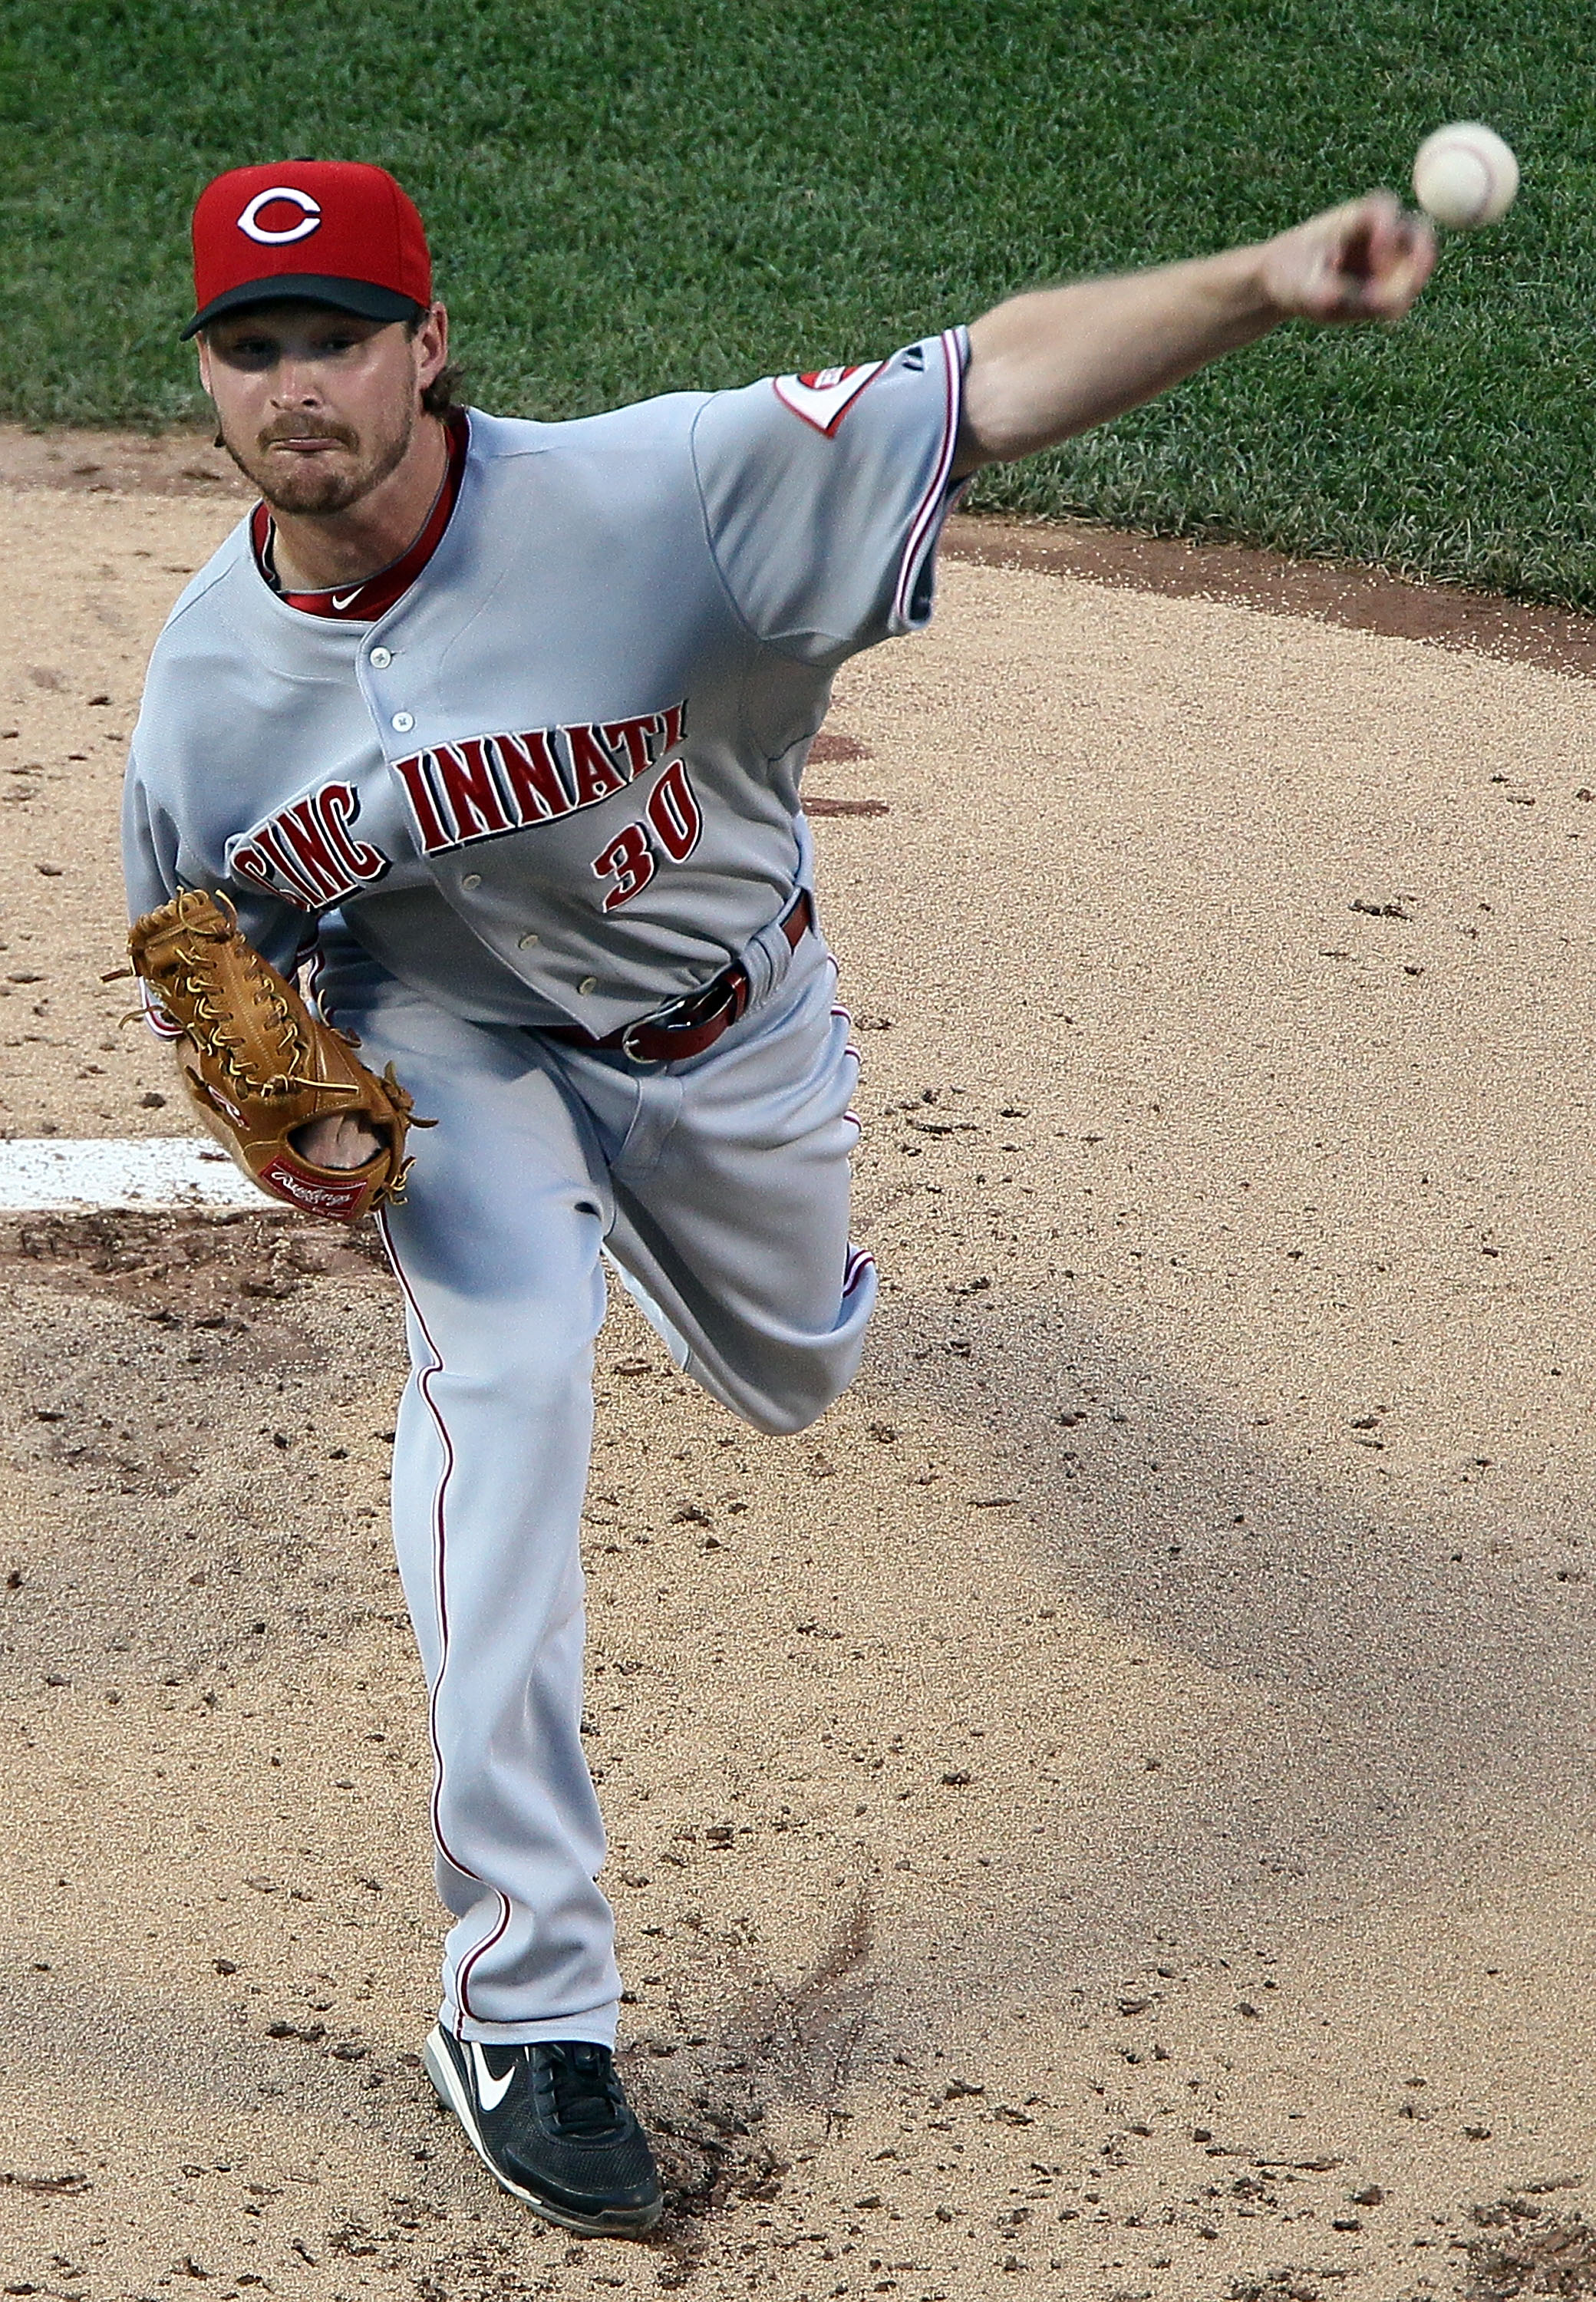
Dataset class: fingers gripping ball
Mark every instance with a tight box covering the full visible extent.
[1413,123,1519,230]
[127,889,427,1222]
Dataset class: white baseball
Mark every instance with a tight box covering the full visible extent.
[1412,122,1519,229]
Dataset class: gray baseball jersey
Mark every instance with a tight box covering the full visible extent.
[124,330,967,1032]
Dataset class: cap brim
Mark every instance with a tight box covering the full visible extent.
[180,275,425,341]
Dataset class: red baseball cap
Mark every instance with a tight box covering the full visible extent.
[183,160,432,340]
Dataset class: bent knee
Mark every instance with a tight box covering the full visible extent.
[704,1360,856,1438]
[747,1401,824,1438]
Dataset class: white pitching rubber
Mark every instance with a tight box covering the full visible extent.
[0,1137,262,1212]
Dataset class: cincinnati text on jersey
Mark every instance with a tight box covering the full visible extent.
[227,700,689,911]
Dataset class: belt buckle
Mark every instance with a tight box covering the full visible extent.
[619,975,736,1063]
[620,984,707,1062]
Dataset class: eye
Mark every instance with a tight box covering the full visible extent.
[313,322,378,355]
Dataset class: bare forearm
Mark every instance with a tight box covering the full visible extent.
[957,245,1274,470]
[953,194,1436,477]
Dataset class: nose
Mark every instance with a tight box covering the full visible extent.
[269,355,325,407]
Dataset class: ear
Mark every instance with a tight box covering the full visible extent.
[192,338,226,448]
[412,302,449,393]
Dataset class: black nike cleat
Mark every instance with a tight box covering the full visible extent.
[422,2026,663,2235]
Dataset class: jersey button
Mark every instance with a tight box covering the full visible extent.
[460,872,482,890]
[577,976,598,995]
[518,931,540,949]
[391,710,415,734]
[368,646,393,669]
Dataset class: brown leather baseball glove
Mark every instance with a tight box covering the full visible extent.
[125,889,424,1222]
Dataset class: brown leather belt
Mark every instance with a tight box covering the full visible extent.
[544,890,814,1065]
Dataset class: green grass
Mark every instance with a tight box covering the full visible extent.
[2,0,1592,602]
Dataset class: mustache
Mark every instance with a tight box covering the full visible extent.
[256,417,358,451]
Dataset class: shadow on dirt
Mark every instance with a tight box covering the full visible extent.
[1461,2192,1596,2300]
[622,1891,875,2280]
[865,1273,1596,1944]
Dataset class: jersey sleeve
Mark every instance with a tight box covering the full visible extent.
[121,750,181,922]
[691,328,968,664]
[121,754,189,1039]
[121,746,313,1037]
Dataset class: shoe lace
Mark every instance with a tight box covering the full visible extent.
[541,2043,627,2139]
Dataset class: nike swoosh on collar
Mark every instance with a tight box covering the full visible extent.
[331,588,365,612]
[470,2040,516,2112]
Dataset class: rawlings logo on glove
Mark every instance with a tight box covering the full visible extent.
[123,889,426,1223]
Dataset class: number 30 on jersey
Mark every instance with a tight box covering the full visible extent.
[590,760,703,910]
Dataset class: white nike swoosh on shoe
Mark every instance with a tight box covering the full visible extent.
[470,2039,516,2112]
[331,589,364,611]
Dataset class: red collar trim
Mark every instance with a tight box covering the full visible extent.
[252,408,469,622]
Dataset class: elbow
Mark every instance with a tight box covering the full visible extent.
[954,389,1026,471]
[957,364,1077,470]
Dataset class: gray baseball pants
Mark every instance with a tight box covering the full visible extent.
[315,922,873,2045]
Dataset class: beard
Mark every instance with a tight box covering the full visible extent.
[219,399,417,517]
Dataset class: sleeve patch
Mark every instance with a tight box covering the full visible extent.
[771,361,885,437]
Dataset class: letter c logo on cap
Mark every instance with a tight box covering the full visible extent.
[236,186,323,245]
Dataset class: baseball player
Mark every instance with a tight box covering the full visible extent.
[123,160,1433,2234]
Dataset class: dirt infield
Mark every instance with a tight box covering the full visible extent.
[1,433,1592,2302]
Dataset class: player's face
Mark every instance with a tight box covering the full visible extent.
[198,303,444,516]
